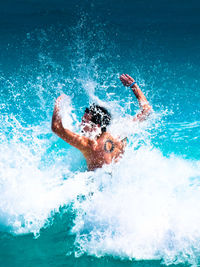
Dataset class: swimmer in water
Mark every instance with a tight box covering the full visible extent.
[52,74,152,171]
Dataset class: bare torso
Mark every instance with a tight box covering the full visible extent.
[82,133,126,171]
[51,73,152,171]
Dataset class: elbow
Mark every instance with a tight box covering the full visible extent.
[141,105,152,119]
[51,121,57,133]
[147,105,152,114]
[143,104,152,114]
[51,118,61,133]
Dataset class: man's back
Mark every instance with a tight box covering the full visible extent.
[52,74,151,171]
[82,132,126,171]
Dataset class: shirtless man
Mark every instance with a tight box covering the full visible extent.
[51,74,152,171]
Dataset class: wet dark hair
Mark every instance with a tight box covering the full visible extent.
[85,104,111,133]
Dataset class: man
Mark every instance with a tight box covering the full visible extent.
[52,74,152,171]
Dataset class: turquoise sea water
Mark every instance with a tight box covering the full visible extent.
[1,1,200,266]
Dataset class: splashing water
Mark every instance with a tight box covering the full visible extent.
[1,94,200,265]
[72,148,200,265]
[1,11,200,267]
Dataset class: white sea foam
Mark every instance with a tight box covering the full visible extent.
[0,100,82,235]
[1,100,200,265]
[1,12,200,265]
[71,147,200,265]
[1,47,200,264]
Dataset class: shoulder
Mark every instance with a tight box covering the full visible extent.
[99,132,115,142]
[98,132,120,150]
[101,132,121,143]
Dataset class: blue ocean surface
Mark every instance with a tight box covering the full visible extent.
[0,0,200,266]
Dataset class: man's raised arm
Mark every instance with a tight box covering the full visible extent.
[51,94,91,151]
[120,74,152,122]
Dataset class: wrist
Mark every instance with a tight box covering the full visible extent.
[129,81,137,89]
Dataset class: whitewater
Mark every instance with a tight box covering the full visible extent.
[1,2,200,266]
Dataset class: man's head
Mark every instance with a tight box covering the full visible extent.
[81,104,111,136]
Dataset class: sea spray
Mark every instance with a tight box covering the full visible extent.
[71,146,200,265]
[1,9,200,266]
[0,97,81,235]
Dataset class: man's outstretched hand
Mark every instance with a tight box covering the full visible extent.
[120,74,135,87]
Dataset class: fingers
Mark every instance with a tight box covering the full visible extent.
[125,74,134,81]
[119,74,129,87]
[120,73,132,79]
[120,75,126,82]
[120,73,128,80]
